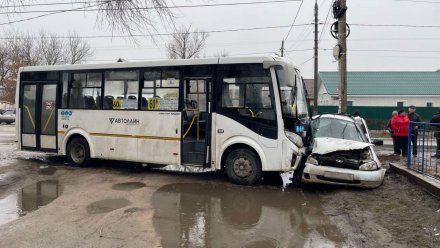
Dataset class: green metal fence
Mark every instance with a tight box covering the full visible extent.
[316,106,439,130]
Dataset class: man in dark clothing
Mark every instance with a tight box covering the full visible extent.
[387,111,399,155]
[408,105,422,156]
[430,108,440,158]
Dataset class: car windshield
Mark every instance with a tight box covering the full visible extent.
[311,117,367,143]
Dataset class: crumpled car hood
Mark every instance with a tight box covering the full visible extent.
[311,137,372,155]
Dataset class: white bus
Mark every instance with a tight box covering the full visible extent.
[16,56,310,185]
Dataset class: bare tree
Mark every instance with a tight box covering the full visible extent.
[0,29,95,103]
[39,31,65,65]
[66,31,94,64]
[0,39,20,103]
[8,31,42,66]
[96,0,174,36]
[213,50,229,58]
[0,42,10,101]
[166,26,209,59]
[0,0,175,36]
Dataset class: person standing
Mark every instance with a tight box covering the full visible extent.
[387,111,399,155]
[430,108,440,158]
[408,105,421,157]
[391,109,410,156]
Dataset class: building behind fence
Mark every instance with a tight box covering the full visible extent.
[317,106,439,130]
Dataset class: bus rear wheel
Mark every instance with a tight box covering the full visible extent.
[225,148,262,185]
[67,137,90,166]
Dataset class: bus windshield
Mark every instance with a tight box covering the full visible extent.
[276,65,309,129]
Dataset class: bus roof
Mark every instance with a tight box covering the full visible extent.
[20,56,295,72]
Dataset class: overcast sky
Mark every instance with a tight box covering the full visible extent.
[3,0,440,78]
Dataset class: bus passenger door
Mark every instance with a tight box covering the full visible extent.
[21,83,58,152]
[182,78,212,166]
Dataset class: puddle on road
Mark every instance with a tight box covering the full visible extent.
[152,183,346,248]
[38,165,57,176]
[112,182,146,191]
[86,198,131,214]
[0,179,62,226]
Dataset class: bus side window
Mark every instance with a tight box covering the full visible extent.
[218,64,275,121]
[142,70,179,111]
[69,72,102,110]
[62,72,68,108]
[104,70,139,110]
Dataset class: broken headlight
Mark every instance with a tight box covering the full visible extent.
[306,156,319,165]
[359,161,378,171]
[285,131,303,148]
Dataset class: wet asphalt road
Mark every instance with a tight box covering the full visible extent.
[0,124,346,247]
[0,124,439,248]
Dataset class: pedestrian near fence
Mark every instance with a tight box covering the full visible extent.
[430,108,440,158]
[387,111,399,155]
[391,109,409,156]
[408,105,421,157]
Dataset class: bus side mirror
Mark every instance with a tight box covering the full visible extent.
[372,139,383,146]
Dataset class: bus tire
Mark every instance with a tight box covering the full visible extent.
[225,148,262,185]
[67,137,90,167]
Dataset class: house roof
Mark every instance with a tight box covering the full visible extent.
[303,79,314,98]
[319,71,440,96]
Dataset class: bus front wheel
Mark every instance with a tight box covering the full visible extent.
[67,137,90,166]
[225,148,262,185]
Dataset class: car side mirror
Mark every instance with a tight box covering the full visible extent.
[372,139,383,146]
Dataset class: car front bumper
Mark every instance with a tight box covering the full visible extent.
[302,163,386,188]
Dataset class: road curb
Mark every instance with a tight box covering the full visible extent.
[389,162,440,198]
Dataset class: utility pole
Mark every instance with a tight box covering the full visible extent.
[338,0,347,113]
[313,0,319,115]
[281,40,285,57]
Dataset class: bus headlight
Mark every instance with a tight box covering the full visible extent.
[359,161,378,171]
[306,156,318,165]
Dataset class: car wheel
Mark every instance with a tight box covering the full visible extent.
[225,148,262,185]
[67,137,90,166]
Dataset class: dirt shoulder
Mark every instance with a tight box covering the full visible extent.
[318,156,440,248]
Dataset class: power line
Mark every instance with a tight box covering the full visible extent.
[351,49,440,53]
[287,0,327,51]
[345,23,440,28]
[298,56,315,66]
[0,2,103,26]
[319,0,333,43]
[320,48,440,53]
[88,50,283,62]
[284,0,304,40]
[320,51,440,59]
[0,23,313,39]
[0,0,302,15]
[287,16,314,50]
[393,0,440,3]
[0,1,88,8]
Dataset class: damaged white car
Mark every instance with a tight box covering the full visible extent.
[302,114,386,188]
